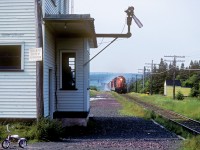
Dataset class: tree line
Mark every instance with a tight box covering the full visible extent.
[129,58,200,97]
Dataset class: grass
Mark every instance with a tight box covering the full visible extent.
[111,92,194,137]
[113,92,200,150]
[182,135,200,150]
[0,122,37,143]
[0,118,63,143]
[130,93,200,121]
[111,92,151,119]
[90,89,100,97]
[0,90,103,142]
[166,86,191,97]
[127,92,200,150]
[152,113,200,150]
[0,91,199,149]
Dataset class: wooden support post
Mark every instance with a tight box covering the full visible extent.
[35,0,44,120]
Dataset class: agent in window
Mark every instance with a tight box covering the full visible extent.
[62,65,74,89]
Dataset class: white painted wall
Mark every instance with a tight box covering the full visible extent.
[0,0,73,119]
[164,81,167,96]
[44,0,69,15]
[43,26,56,118]
[0,0,37,118]
[56,38,89,112]
[83,39,90,112]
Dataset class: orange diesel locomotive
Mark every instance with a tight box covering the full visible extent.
[108,76,127,94]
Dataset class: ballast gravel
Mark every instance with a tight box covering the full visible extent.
[27,93,182,150]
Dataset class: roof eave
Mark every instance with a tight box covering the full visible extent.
[43,14,97,48]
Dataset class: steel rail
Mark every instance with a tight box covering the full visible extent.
[122,94,200,135]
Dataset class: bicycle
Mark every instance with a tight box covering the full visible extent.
[1,124,27,149]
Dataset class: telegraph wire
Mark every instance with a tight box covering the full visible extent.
[84,37,118,66]
[97,21,126,47]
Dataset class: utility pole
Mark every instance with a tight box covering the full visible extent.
[151,60,153,95]
[184,68,200,78]
[138,67,148,90]
[142,66,151,91]
[145,61,153,95]
[138,69,144,89]
[164,55,185,99]
[145,60,159,95]
[135,74,138,93]
[143,67,145,89]
[35,0,44,120]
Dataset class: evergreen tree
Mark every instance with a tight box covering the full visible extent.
[158,58,168,94]
[152,58,167,94]
[177,63,189,83]
[167,63,174,80]
[129,58,200,97]
[190,74,200,97]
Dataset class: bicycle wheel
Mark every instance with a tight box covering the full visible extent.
[19,139,27,148]
[1,139,10,149]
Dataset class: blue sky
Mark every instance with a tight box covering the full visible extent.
[74,0,200,73]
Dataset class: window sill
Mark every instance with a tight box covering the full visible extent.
[60,88,78,91]
[0,69,24,72]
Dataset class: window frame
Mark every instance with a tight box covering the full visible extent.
[60,50,77,90]
[0,42,24,72]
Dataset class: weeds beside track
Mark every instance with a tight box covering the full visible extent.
[122,94,200,135]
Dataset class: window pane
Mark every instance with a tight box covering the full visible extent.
[69,58,75,61]
[0,45,21,70]
[62,52,76,90]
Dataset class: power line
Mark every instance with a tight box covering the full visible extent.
[164,55,185,99]
[98,22,126,47]
[145,60,159,95]
[84,37,118,66]
[184,69,200,71]
[138,69,144,89]
[151,66,176,75]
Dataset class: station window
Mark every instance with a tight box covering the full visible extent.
[61,52,76,90]
[0,44,24,71]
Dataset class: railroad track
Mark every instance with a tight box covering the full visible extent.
[122,94,200,135]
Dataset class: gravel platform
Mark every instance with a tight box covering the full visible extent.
[26,93,182,150]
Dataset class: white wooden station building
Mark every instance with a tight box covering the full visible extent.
[0,0,97,125]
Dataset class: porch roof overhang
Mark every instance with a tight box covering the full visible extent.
[44,14,97,48]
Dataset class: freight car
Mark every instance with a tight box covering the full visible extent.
[108,76,127,94]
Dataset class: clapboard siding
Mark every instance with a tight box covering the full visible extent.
[83,40,90,111]
[0,0,36,118]
[45,0,69,15]
[56,38,85,112]
[45,0,58,14]
[60,0,69,14]
[43,26,56,117]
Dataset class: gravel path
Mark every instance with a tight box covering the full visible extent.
[24,93,182,150]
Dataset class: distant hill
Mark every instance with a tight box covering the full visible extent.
[90,72,142,90]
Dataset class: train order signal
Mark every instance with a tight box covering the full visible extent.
[125,6,143,28]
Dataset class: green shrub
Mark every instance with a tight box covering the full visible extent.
[35,118,63,141]
[90,86,98,91]
[190,87,200,97]
[182,135,200,150]
[176,91,184,100]
[0,126,4,140]
[0,122,36,141]
[90,89,100,97]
